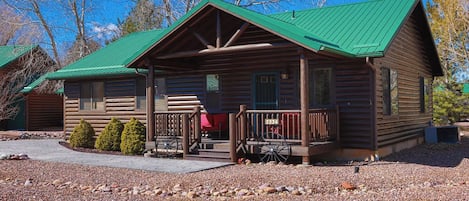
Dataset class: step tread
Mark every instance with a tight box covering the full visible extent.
[197,148,230,153]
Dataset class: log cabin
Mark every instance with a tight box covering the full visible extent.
[46,0,442,164]
[0,45,60,131]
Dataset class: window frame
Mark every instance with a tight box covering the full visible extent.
[419,76,431,113]
[309,67,334,107]
[135,78,167,111]
[79,81,105,111]
[382,67,398,116]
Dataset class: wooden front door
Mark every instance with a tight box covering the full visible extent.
[254,73,279,109]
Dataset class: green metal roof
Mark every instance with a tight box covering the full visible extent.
[270,0,416,57]
[48,0,439,80]
[21,73,47,93]
[46,30,164,80]
[135,0,418,62]
[0,45,37,68]
[463,83,469,94]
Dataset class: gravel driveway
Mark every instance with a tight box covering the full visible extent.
[1,136,468,200]
[0,139,232,173]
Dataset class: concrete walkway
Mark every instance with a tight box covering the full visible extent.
[0,139,233,173]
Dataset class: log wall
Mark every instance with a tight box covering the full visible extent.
[25,93,63,130]
[64,78,145,136]
[374,10,434,148]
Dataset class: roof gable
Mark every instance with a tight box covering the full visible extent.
[130,0,422,66]
[0,45,37,68]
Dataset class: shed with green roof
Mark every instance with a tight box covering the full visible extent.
[0,45,62,131]
[46,0,443,163]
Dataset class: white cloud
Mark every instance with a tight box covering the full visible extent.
[89,22,119,40]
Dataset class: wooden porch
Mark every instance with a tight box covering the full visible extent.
[147,105,339,163]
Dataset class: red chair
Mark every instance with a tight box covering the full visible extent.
[201,113,228,139]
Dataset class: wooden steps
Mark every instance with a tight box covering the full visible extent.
[185,148,232,162]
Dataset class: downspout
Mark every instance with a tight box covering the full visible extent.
[135,67,155,143]
[365,57,379,159]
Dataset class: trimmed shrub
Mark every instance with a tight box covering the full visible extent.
[95,117,124,151]
[69,119,95,148]
[120,117,146,155]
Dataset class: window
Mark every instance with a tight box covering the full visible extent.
[206,74,221,111]
[155,78,167,111]
[309,68,332,106]
[136,78,167,111]
[206,74,220,92]
[420,77,431,113]
[80,81,104,111]
[382,68,398,115]
[136,78,146,110]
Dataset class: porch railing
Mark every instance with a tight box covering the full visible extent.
[154,107,201,156]
[234,105,340,144]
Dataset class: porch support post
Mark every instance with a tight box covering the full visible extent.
[299,49,311,165]
[229,113,238,163]
[146,65,155,142]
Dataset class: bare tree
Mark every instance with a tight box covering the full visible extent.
[3,0,100,67]
[0,46,56,122]
[0,5,42,45]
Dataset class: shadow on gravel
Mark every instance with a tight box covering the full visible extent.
[382,136,469,167]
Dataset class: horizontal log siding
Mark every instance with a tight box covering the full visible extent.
[324,61,373,149]
[166,75,205,111]
[374,12,434,147]
[63,79,145,136]
[26,93,63,130]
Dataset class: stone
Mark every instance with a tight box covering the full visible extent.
[0,154,7,160]
[266,161,278,165]
[187,191,198,199]
[173,184,183,192]
[52,179,62,186]
[341,182,356,190]
[24,179,32,187]
[154,189,163,195]
[263,187,277,194]
[276,186,286,192]
[245,159,252,165]
[291,190,301,195]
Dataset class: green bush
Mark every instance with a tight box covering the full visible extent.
[120,117,146,155]
[95,118,124,151]
[69,119,95,148]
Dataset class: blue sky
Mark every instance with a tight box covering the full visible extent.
[39,0,367,50]
[32,0,432,58]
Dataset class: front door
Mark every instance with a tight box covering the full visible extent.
[254,73,279,109]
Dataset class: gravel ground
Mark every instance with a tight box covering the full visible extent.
[1,136,468,201]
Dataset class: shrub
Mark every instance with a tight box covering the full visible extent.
[120,117,146,155]
[69,119,95,148]
[95,117,124,151]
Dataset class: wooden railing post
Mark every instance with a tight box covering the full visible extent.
[193,106,201,143]
[229,113,237,163]
[239,105,247,144]
[335,105,340,143]
[182,114,189,158]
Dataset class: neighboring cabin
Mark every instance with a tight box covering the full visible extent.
[46,0,442,163]
[0,45,62,131]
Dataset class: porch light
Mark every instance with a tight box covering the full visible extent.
[280,71,289,80]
